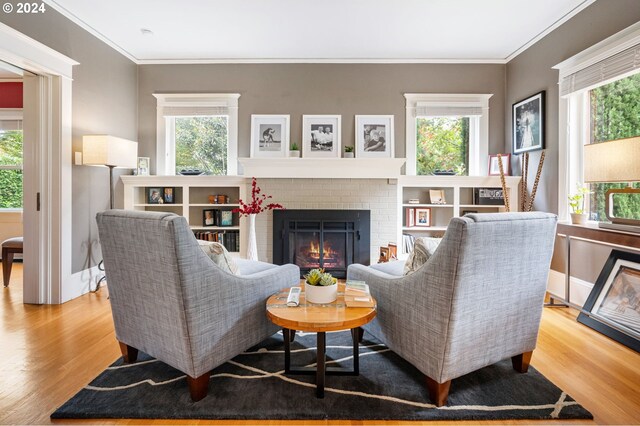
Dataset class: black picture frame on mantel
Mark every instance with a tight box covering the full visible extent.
[577,249,640,352]
[512,91,545,154]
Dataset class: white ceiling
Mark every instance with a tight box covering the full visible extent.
[46,0,593,64]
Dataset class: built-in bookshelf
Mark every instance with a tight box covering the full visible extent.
[398,176,521,256]
[121,176,247,256]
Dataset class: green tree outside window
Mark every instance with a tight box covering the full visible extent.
[0,129,23,209]
[175,116,228,175]
[416,117,469,176]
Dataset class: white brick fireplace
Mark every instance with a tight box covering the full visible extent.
[252,178,398,263]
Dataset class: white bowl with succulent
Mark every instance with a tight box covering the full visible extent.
[304,268,338,304]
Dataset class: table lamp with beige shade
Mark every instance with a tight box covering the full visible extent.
[82,135,138,209]
[584,136,640,233]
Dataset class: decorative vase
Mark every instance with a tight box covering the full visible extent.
[289,150,300,158]
[344,152,354,158]
[570,213,588,225]
[304,282,337,304]
[247,213,258,261]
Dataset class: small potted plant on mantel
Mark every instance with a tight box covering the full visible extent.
[289,143,300,158]
[304,268,338,304]
[344,146,354,158]
[568,183,591,225]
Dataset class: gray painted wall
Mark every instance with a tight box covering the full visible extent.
[505,0,640,280]
[1,4,138,273]
[138,63,506,172]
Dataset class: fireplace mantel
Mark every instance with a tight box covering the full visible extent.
[238,158,406,179]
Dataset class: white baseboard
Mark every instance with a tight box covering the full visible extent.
[547,269,594,308]
[62,265,103,303]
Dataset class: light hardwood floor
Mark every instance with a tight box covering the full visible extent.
[1,263,639,425]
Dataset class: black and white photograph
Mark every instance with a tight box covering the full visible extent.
[302,115,341,158]
[355,115,394,158]
[512,91,545,154]
[259,124,282,152]
[578,250,640,352]
[311,125,333,151]
[250,115,290,158]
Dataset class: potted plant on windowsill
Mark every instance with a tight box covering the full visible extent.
[568,183,590,225]
[289,143,300,158]
[344,146,354,158]
[304,268,338,304]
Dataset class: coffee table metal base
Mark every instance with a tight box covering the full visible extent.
[283,327,360,398]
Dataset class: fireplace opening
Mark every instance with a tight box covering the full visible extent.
[273,210,370,278]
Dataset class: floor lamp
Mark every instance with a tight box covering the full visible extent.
[584,136,640,233]
[82,135,138,208]
[82,135,138,290]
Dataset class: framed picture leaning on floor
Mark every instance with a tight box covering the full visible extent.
[578,249,640,352]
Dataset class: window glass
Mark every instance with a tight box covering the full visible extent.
[588,72,640,221]
[0,128,23,209]
[174,116,228,175]
[416,117,469,176]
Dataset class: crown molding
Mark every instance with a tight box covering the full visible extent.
[44,0,594,66]
[505,0,595,63]
[43,0,138,64]
[137,58,508,65]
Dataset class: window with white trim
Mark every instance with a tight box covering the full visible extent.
[154,94,240,176]
[555,22,640,220]
[0,110,23,209]
[404,94,491,176]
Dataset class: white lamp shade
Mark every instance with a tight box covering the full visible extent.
[82,135,138,168]
[584,136,640,183]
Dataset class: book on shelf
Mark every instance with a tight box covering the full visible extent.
[193,230,240,252]
[220,210,233,226]
[402,233,416,254]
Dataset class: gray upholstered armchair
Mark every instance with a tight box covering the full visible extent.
[96,210,300,401]
[347,212,557,406]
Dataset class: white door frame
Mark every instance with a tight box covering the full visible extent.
[0,22,77,304]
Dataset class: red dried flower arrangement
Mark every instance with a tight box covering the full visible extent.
[233,177,284,216]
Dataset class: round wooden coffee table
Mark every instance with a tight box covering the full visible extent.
[266,286,377,398]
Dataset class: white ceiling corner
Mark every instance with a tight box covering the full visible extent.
[44,0,593,64]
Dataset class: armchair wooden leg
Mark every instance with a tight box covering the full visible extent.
[425,376,451,407]
[118,342,139,363]
[2,249,14,287]
[186,373,210,402]
[290,329,296,342]
[511,351,533,373]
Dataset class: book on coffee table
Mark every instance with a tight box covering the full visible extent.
[345,280,374,307]
[345,280,369,296]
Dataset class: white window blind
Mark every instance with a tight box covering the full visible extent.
[0,119,22,131]
[161,106,230,117]
[560,44,640,96]
[415,104,483,117]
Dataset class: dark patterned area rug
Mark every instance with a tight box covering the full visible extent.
[52,331,592,421]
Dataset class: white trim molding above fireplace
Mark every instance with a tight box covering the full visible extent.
[238,158,406,179]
